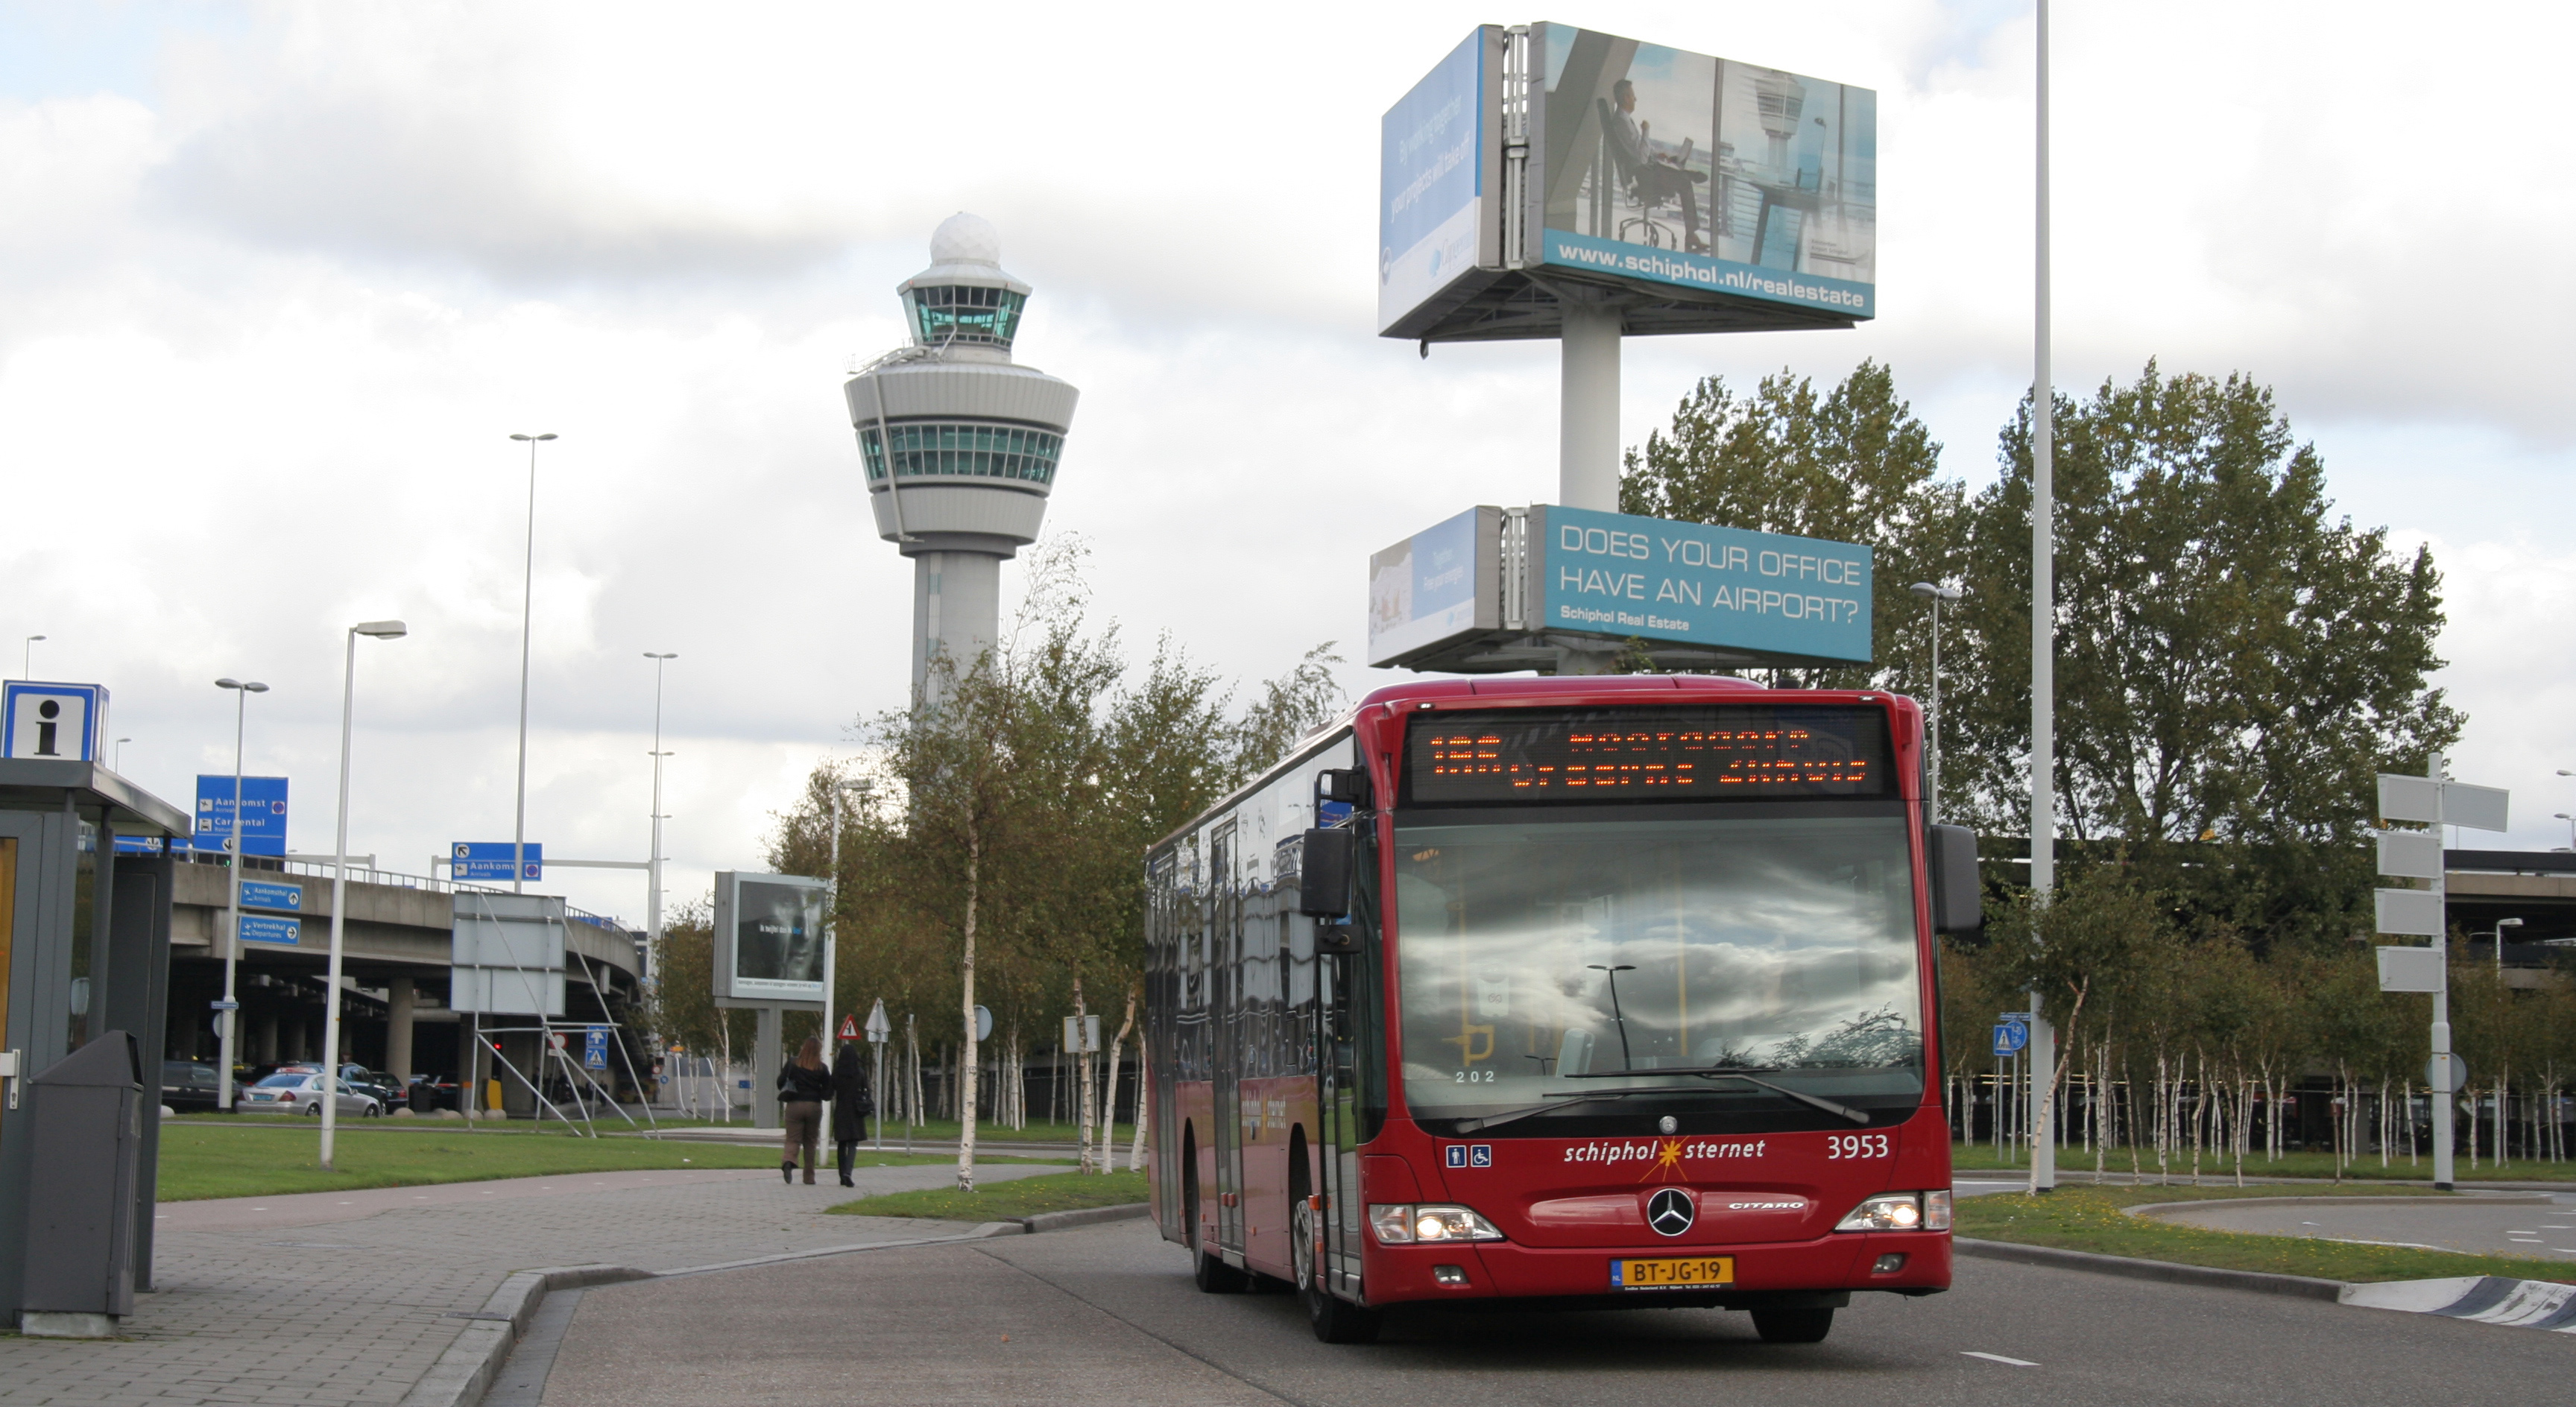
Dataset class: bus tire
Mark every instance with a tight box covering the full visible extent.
[1751,1307,1834,1344]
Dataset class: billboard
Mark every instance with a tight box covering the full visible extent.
[1378,28,1498,334]
[1377,26,1875,338]
[195,774,288,856]
[1534,24,1874,317]
[1367,506,1500,667]
[1534,506,1870,664]
[713,871,829,1008]
[451,891,568,1016]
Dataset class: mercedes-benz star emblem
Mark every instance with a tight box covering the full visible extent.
[1647,1188,1696,1237]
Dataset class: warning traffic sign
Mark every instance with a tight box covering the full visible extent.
[839,1014,859,1040]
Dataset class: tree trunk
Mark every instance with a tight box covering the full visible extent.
[1073,975,1095,1174]
[1099,983,1137,1174]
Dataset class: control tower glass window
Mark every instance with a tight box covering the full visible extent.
[861,423,1061,484]
[909,285,1026,347]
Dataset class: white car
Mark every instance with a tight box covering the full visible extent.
[239,1072,382,1118]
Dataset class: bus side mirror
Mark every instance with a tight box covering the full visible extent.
[1928,824,1983,937]
[1316,768,1372,810]
[1298,827,1354,920]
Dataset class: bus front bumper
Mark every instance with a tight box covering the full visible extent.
[1362,1230,1951,1306]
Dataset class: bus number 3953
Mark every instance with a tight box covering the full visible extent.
[1826,1133,1891,1159]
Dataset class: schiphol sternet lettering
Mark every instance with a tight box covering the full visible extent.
[1555,525,1863,628]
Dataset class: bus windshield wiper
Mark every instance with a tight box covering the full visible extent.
[1561,1064,1869,1125]
[1450,1086,1714,1134]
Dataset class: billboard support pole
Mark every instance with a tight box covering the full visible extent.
[1559,302,1621,512]
[2026,0,2059,1197]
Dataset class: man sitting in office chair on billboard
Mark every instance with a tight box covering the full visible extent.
[1599,78,1708,255]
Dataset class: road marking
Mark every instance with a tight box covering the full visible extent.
[1963,1352,2039,1367]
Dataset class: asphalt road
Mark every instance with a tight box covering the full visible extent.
[2153,1192,2576,1261]
[536,1219,2571,1406]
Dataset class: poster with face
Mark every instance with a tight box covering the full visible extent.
[717,873,828,1002]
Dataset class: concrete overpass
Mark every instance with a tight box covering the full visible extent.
[162,850,647,1106]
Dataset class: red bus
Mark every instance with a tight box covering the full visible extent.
[1143,674,1980,1344]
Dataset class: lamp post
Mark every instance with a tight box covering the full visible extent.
[643,653,676,980]
[825,777,874,1143]
[21,634,42,679]
[2555,813,2573,852]
[320,619,407,1171]
[508,432,556,895]
[2482,917,2524,976]
[213,677,269,1110]
[113,738,130,772]
[1907,583,1963,824]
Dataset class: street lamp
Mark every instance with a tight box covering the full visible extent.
[508,432,556,895]
[213,677,269,1110]
[113,738,130,772]
[320,619,406,1171]
[643,653,677,983]
[1907,582,1963,823]
[2554,813,2573,852]
[2481,917,2524,976]
[823,777,874,1164]
[21,634,42,679]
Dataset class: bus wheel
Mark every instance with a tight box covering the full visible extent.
[1751,1307,1833,1344]
[1294,1199,1380,1344]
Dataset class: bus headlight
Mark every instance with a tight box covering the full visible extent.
[1368,1204,1504,1244]
[1836,1190,1950,1232]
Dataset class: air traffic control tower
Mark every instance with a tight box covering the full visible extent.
[845,215,1078,701]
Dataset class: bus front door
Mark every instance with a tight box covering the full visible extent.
[1209,823,1246,1256]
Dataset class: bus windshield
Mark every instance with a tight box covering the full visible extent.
[1392,811,1924,1127]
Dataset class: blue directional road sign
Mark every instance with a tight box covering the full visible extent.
[452,842,542,882]
[240,881,303,912]
[195,775,289,856]
[239,914,302,946]
[584,1026,610,1071]
[1992,1019,2030,1057]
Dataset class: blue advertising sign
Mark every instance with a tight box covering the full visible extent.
[239,881,303,912]
[1535,505,1872,665]
[1367,507,1497,667]
[1992,1019,2029,1057]
[452,841,542,882]
[239,914,303,946]
[2,681,109,762]
[1377,28,1489,335]
[584,1026,610,1071]
[194,775,289,856]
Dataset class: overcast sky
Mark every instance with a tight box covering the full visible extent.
[4,1,2572,925]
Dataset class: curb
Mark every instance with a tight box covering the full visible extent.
[397,1264,651,1407]
[1954,1237,2346,1301]
[1017,1203,1151,1234]
[2128,1193,2557,1221]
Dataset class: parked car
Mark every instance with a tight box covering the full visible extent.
[342,1067,406,1110]
[238,1072,381,1118]
[160,1060,233,1113]
[407,1074,461,1112]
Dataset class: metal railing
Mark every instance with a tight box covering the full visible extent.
[174,847,637,935]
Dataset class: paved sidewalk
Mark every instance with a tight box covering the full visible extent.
[0,1158,1065,1407]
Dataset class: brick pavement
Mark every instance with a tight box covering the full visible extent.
[0,1157,1064,1406]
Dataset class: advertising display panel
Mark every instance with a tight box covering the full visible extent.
[1367,506,1499,668]
[1534,505,1871,665]
[1533,23,1874,319]
[450,892,568,1016]
[1377,28,1499,335]
[713,871,829,1008]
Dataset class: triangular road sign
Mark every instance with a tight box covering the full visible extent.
[838,1014,859,1040]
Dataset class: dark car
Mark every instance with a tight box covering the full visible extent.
[161,1060,231,1113]
[407,1073,461,1112]
[341,1067,405,1110]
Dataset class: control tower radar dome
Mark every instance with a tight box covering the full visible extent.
[845,215,1078,703]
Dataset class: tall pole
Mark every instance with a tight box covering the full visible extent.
[20,634,41,679]
[214,679,266,1110]
[2430,753,2455,1190]
[644,653,675,977]
[2026,0,2059,1195]
[323,622,405,1170]
[509,432,555,895]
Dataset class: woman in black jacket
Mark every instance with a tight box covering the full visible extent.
[777,1037,832,1184]
[829,1041,874,1186]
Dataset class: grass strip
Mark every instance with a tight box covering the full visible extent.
[828,1168,1149,1221]
[157,1122,1061,1201]
[1957,1182,2575,1285]
[1949,1142,2573,1184]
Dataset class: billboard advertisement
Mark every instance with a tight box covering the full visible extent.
[1367,505,1499,668]
[713,871,829,1007]
[194,774,288,856]
[1535,505,1871,665]
[450,892,568,1016]
[1378,28,1496,335]
[1533,24,1875,318]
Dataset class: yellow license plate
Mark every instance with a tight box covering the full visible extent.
[1612,1256,1734,1290]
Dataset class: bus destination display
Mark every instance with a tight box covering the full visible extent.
[1406,707,1890,803]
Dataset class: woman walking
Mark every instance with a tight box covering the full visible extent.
[778,1037,830,1184]
[830,1040,874,1187]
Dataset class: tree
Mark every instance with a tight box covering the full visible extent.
[1620,361,1965,689]
[1945,364,2460,946]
